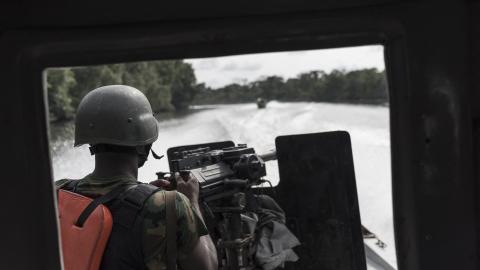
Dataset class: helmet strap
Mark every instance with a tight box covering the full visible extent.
[90,144,155,168]
[136,144,152,168]
[151,149,164,160]
[89,144,138,155]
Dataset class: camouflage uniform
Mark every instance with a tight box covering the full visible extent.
[56,174,208,270]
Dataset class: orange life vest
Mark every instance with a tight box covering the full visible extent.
[57,182,178,270]
[58,189,113,270]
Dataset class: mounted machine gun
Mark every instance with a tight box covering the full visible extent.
[157,142,282,270]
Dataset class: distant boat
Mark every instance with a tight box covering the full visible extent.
[257,98,267,109]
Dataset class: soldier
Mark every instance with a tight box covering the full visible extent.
[56,85,218,270]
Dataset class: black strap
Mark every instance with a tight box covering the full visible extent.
[71,180,81,193]
[75,184,137,227]
[89,144,138,156]
[108,184,161,229]
[123,184,157,207]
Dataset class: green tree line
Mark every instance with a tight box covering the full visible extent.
[47,60,197,121]
[47,64,387,122]
[194,68,388,105]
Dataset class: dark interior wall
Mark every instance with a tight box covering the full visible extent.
[470,0,480,263]
[471,1,480,118]
[0,0,398,29]
[0,1,478,269]
[392,2,476,269]
[0,37,60,268]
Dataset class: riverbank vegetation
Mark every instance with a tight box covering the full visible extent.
[46,61,387,122]
[194,68,387,105]
[47,60,197,121]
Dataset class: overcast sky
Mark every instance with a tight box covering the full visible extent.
[185,45,385,89]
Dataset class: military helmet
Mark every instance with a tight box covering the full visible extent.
[74,85,158,147]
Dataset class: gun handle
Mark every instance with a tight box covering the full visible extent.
[169,175,178,190]
[151,171,178,191]
[168,170,190,189]
[179,170,191,180]
[163,170,190,191]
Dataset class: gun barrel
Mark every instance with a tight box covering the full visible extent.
[259,151,277,162]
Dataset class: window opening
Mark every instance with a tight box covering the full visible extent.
[46,45,394,269]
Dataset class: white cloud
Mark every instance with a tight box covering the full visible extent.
[221,62,238,71]
[186,45,384,88]
[221,61,262,72]
[193,59,219,70]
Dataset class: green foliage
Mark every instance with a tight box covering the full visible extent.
[68,65,123,109]
[122,61,174,112]
[193,68,388,105]
[46,68,77,121]
[170,61,197,111]
[46,63,387,122]
[46,60,198,121]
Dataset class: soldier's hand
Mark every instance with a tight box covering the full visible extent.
[149,179,172,189]
[175,172,200,203]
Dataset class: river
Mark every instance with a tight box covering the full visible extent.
[50,101,395,268]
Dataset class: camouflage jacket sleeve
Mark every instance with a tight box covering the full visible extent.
[54,179,70,188]
[142,190,209,270]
